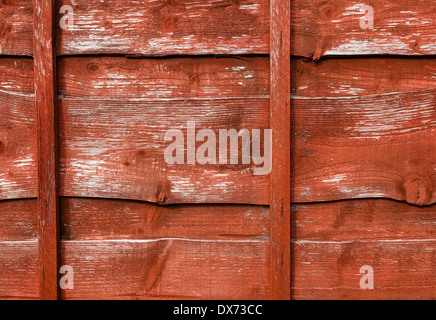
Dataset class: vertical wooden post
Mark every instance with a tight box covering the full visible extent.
[34,0,59,300]
[270,0,291,300]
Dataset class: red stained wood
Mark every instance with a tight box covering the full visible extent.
[290,58,436,299]
[0,199,37,241]
[58,57,270,205]
[0,58,36,201]
[59,98,269,204]
[292,199,436,241]
[291,58,436,97]
[291,58,436,206]
[61,240,269,300]
[34,0,59,300]
[291,0,436,59]
[4,0,434,302]
[0,0,33,56]
[0,91,36,200]
[293,240,436,300]
[270,0,291,300]
[55,0,436,57]
[55,0,270,56]
[6,1,436,57]
[0,58,34,94]
[0,38,38,303]
[60,198,269,241]
[58,56,270,99]
[0,241,39,299]
[59,198,269,299]
[292,200,436,300]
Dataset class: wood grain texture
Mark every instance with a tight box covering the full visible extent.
[0,199,37,241]
[291,58,436,98]
[58,57,270,204]
[59,198,269,299]
[0,241,39,299]
[292,0,436,58]
[292,199,436,242]
[55,0,436,57]
[0,92,36,200]
[292,199,436,300]
[59,98,269,204]
[0,58,34,94]
[56,0,270,56]
[58,56,270,99]
[270,0,290,300]
[34,0,59,300]
[5,0,436,57]
[60,198,269,241]
[0,0,33,56]
[61,240,269,300]
[0,58,36,201]
[291,58,436,205]
[293,240,436,300]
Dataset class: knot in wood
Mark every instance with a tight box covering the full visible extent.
[404,174,432,206]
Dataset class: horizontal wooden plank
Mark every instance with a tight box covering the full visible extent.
[292,200,436,299]
[56,0,270,56]
[58,56,270,99]
[291,58,436,205]
[0,241,39,299]
[34,0,61,299]
[0,92,37,201]
[56,0,436,57]
[0,199,37,241]
[292,91,436,205]
[292,0,436,58]
[291,58,436,97]
[59,98,269,204]
[292,199,436,241]
[0,58,34,94]
[58,57,270,204]
[0,0,33,56]
[0,60,37,299]
[293,239,436,300]
[0,58,36,201]
[5,1,436,57]
[61,198,269,241]
[5,0,436,57]
[61,240,269,300]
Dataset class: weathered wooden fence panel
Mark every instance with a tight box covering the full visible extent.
[1,0,435,301]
